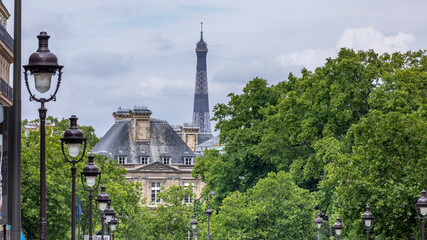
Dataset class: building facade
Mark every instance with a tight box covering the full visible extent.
[91,106,205,206]
[0,0,12,226]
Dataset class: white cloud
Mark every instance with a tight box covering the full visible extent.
[146,35,176,50]
[275,48,335,71]
[276,27,416,71]
[336,27,415,53]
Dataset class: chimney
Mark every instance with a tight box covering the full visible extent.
[181,123,199,152]
[131,106,152,142]
[113,107,131,122]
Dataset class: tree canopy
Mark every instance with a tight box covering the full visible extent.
[194,48,427,239]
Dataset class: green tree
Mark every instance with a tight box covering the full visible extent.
[47,116,100,149]
[21,120,142,239]
[195,78,280,206]
[195,49,426,199]
[120,185,195,240]
[205,171,316,239]
[319,109,427,239]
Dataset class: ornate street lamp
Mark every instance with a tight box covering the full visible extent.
[190,215,198,232]
[61,115,87,240]
[189,191,215,240]
[332,217,343,240]
[361,206,374,240]
[206,192,215,240]
[81,154,101,240]
[23,31,63,240]
[104,202,116,239]
[417,190,427,240]
[314,213,323,240]
[190,196,201,239]
[96,186,111,240]
[105,203,116,223]
[108,217,119,240]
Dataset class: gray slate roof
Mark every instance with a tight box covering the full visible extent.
[92,118,197,165]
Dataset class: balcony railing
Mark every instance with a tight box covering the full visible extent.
[0,23,13,51]
[0,77,12,101]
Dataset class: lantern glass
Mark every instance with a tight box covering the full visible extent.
[192,224,196,229]
[335,229,341,236]
[421,207,427,216]
[99,202,107,211]
[34,73,53,93]
[67,143,81,157]
[317,223,322,229]
[111,224,116,231]
[364,219,372,227]
[86,176,96,187]
[106,215,112,223]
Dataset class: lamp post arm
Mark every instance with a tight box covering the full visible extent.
[61,139,87,164]
[80,173,102,192]
[45,67,63,102]
[23,69,37,102]
[193,196,203,216]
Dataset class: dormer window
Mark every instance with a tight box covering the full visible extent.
[184,157,193,165]
[162,157,170,165]
[138,156,149,164]
[116,156,127,165]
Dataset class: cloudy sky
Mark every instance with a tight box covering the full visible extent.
[3,0,426,136]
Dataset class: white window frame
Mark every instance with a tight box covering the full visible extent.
[162,157,170,165]
[184,157,193,165]
[151,182,161,203]
[138,156,149,164]
[117,156,127,164]
[184,183,193,204]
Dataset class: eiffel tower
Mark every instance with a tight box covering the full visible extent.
[192,22,211,134]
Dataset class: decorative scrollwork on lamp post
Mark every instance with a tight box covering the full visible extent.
[23,31,63,240]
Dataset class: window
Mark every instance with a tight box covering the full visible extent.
[151,182,161,203]
[187,231,194,240]
[138,156,149,164]
[162,157,170,165]
[184,157,193,165]
[184,183,193,203]
[117,156,127,164]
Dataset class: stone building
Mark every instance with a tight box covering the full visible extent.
[0,0,13,108]
[0,0,12,227]
[91,26,222,207]
[91,106,205,207]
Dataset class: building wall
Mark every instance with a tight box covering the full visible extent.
[124,163,205,207]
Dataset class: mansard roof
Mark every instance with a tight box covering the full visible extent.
[92,118,197,165]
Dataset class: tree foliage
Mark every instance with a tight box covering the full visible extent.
[206,171,316,240]
[194,49,427,239]
[21,117,142,239]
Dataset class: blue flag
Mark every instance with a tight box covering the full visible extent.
[77,195,82,222]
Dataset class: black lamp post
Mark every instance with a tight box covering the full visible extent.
[81,154,101,240]
[23,31,63,240]
[189,214,198,238]
[332,217,343,240]
[104,202,116,239]
[96,186,111,240]
[61,115,87,240]
[315,213,323,240]
[206,192,215,240]
[417,190,427,240]
[109,217,119,240]
[361,206,374,240]
[189,192,215,240]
